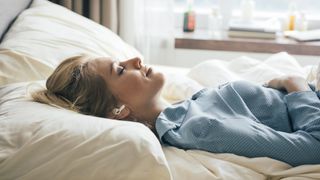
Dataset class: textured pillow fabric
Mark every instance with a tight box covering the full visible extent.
[0,0,142,68]
[0,49,53,86]
[0,82,171,180]
[0,0,32,42]
[0,0,172,179]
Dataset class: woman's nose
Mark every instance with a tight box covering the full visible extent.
[127,57,142,69]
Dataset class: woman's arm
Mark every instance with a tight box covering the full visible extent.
[266,75,311,93]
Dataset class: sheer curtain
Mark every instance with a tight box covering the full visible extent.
[119,0,175,64]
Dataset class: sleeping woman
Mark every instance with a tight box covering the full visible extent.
[32,55,320,167]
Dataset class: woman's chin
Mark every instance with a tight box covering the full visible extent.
[158,72,166,85]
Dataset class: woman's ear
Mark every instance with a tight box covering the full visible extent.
[109,105,131,120]
[106,105,132,120]
[115,106,131,120]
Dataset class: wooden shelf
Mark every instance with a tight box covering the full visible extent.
[175,29,320,56]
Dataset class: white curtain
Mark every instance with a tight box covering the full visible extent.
[119,0,174,65]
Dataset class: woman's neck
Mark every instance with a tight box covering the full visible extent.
[137,97,170,131]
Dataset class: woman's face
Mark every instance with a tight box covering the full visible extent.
[90,57,165,112]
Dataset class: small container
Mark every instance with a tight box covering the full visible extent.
[241,0,255,21]
[296,12,308,31]
[287,2,297,31]
[183,2,195,32]
[208,7,222,36]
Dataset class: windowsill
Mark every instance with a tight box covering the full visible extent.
[175,29,320,56]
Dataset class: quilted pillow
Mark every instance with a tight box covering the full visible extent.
[0,0,171,179]
[0,0,142,68]
[0,81,171,180]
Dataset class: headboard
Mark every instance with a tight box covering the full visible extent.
[0,0,33,42]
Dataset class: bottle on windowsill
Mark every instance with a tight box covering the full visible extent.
[241,0,255,22]
[183,0,195,32]
[287,2,297,31]
[208,7,222,36]
[296,12,308,31]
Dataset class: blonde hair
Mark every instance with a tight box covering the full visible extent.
[32,55,117,117]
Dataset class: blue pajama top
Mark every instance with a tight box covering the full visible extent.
[155,81,320,166]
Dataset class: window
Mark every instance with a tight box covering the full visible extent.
[174,0,320,30]
[174,0,320,17]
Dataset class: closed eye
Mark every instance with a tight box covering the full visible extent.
[117,66,125,75]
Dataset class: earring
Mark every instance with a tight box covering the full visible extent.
[112,105,125,116]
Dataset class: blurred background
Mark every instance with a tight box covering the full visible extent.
[50,0,320,67]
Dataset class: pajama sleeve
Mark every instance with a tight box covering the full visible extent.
[158,84,320,166]
[162,91,320,167]
[284,91,320,141]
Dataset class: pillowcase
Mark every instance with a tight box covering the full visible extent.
[0,49,53,86]
[0,0,142,68]
[0,0,32,42]
[0,0,171,179]
[0,81,171,180]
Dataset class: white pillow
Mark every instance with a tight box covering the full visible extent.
[0,0,171,179]
[0,82,171,180]
[0,0,142,68]
[0,49,53,86]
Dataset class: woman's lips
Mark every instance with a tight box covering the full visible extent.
[146,67,152,77]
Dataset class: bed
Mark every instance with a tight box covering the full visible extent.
[0,0,320,179]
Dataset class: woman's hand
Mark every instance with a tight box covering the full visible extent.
[266,75,311,93]
[266,76,287,91]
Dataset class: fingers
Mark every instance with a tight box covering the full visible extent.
[264,76,287,90]
[264,75,310,93]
